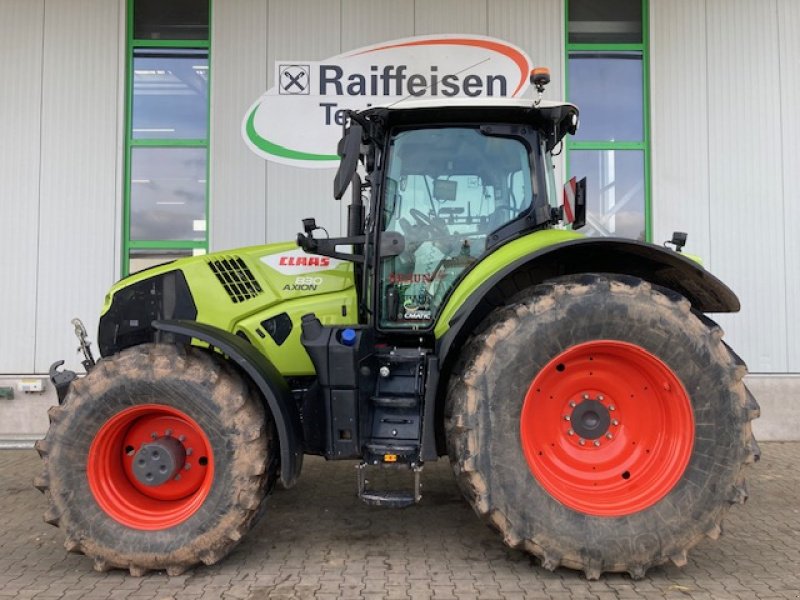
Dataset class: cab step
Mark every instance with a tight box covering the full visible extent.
[371,395,418,408]
[356,462,422,508]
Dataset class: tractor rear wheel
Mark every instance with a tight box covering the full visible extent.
[34,343,276,576]
[445,274,759,579]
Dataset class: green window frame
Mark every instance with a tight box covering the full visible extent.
[122,1,211,276]
[564,0,651,241]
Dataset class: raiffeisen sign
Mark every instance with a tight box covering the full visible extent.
[242,35,532,168]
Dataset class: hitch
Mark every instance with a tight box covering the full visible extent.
[72,318,96,372]
[49,318,96,405]
[49,361,76,405]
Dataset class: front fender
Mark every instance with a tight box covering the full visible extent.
[153,319,303,488]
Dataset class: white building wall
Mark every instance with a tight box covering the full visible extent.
[0,0,44,374]
[651,0,795,374]
[777,0,800,370]
[209,0,269,251]
[35,0,122,374]
[0,0,121,375]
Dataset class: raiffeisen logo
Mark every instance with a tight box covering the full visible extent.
[242,35,532,168]
[318,64,513,98]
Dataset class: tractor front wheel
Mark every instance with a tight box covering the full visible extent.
[35,343,276,575]
[446,274,759,579]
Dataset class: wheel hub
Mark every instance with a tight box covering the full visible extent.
[132,436,186,486]
[87,404,214,530]
[570,399,610,440]
[520,340,695,516]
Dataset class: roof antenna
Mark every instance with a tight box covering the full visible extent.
[530,67,551,107]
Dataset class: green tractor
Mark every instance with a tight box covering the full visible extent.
[37,72,759,579]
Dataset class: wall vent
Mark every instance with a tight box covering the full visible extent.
[207,256,263,303]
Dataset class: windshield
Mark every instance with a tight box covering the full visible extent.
[379,126,536,329]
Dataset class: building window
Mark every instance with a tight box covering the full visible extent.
[566,0,650,241]
[124,1,210,275]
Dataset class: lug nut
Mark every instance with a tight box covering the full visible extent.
[598,395,605,401]
[184,463,191,470]
[564,415,571,421]
[609,405,616,411]
[174,474,181,481]
[606,433,613,440]
[150,432,158,439]
[579,439,586,446]
[583,393,589,400]
[186,448,193,456]
[178,434,186,442]
[165,429,172,436]
[593,440,601,447]
[569,401,577,408]
[567,429,574,436]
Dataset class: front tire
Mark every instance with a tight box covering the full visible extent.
[445,274,759,579]
[35,343,276,576]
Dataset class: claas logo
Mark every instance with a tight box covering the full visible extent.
[278,255,331,267]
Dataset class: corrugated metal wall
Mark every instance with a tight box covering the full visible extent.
[777,0,800,371]
[0,0,44,373]
[0,0,121,373]
[651,0,798,373]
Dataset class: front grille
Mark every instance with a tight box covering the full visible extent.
[207,255,263,303]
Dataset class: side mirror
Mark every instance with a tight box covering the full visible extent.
[333,123,363,200]
[563,176,586,230]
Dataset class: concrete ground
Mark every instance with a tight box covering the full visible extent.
[0,443,798,600]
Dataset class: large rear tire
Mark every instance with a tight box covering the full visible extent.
[34,343,276,576]
[445,274,760,579]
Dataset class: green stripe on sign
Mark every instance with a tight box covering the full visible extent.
[246,106,340,162]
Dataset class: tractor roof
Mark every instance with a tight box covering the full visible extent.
[364,97,577,113]
[358,97,579,150]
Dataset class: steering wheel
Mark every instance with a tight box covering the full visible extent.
[409,208,450,238]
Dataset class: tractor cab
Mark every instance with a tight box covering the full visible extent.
[298,98,581,332]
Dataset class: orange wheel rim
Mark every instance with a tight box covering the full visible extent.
[520,341,694,516]
[87,404,214,530]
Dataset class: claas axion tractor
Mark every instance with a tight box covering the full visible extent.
[37,70,759,579]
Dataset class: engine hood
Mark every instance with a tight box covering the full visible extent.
[98,241,356,357]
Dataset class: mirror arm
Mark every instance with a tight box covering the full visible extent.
[297,233,366,264]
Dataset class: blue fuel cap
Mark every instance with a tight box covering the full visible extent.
[340,328,357,346]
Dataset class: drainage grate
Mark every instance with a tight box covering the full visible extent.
[207,255,263,303]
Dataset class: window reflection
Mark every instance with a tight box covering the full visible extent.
[569,52,643,142]
[130,147,207,241]
[129,249,194,274]
[569,0,642,44]
[570,150,645,240]
[132,50,208,140]
[134,0,209,41]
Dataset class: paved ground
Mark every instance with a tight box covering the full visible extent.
[0,443,798,600]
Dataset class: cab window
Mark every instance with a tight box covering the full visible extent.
[379,127,535,329]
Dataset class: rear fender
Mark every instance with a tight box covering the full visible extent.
[153,319,303,488]
[437,237,739,364]
[432,237,740,456]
